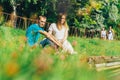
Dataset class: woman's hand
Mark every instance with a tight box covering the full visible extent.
[59,39,64,44]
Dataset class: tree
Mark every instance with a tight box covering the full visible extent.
[109,4,119,24]
[0,0,38,27]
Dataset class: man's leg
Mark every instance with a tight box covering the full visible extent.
[40,38,52,48]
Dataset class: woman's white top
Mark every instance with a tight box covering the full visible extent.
[108,30,113,35]
[48,23,76,54]
[101,30,106,37]
[108,30,113,40]
[49,23,67,40]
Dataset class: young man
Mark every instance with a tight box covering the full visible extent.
[26,16,62,48]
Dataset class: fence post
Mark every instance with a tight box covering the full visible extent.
[23,17,27,29]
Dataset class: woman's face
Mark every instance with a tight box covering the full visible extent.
[60,15,66,24]
[109,26,112,29]
[102,28,104,30]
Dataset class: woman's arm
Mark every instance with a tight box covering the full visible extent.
[100,31,102,38]
[39,30,63,48]
[61,29,68,44]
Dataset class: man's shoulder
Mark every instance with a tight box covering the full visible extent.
[28,24,44,31]
[27,24,37,28]
[31,24,39,27]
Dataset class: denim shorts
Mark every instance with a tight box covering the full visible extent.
[40,38,54,48]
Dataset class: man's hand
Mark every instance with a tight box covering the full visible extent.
[40,30,63,48]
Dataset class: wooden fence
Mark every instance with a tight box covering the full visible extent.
[0,12,37,29]
[0,12,101,37]
[88,56,120,79]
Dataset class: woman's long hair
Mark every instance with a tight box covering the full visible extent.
[56,13,69,30]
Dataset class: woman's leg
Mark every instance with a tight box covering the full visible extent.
[62,40,77,54]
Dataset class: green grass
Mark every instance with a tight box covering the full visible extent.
[0,26,120,80]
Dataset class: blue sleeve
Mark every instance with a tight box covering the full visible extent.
[33,24,44,32]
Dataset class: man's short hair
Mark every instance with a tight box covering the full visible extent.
[39,15,46,20]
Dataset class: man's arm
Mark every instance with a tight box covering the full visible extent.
[39,30,63,48]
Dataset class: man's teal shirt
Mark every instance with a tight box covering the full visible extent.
[26,24,44,46]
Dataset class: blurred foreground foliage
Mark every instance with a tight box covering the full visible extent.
[0,26,120,80]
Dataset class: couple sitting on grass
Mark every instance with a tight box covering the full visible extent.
[26,13,77,54]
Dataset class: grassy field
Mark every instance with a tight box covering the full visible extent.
[0,26,120,80]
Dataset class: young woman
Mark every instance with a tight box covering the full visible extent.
[100,27,107,40]
[108,26,114,40]
[48,13,77,54]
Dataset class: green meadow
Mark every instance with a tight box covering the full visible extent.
[0,26,120,80]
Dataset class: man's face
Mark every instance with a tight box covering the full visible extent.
[39,17,46,27]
